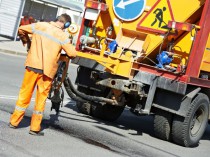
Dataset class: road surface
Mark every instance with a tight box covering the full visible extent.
[0,52,210,157]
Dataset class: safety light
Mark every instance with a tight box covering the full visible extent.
[168,21,193,32]
[85,0,107,11]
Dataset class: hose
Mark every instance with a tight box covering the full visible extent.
[63,78,87,103]
[64,77,118,105]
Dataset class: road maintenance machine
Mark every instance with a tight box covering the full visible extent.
[51,0,210,147]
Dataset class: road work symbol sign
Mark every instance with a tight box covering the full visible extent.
[137,0,174,34]
[113,0,146,21]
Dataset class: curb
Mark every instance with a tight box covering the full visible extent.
[0,48,27,56]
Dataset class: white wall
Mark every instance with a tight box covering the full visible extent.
[57,8,84,45]
[57,8,83,25]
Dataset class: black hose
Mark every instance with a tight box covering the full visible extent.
[64,77,118,105]
[63,78,88,103]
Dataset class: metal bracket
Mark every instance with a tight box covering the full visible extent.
[141,76,158,114]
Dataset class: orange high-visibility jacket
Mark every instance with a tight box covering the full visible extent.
[18,22,77,79]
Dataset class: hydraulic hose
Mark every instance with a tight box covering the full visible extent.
[64,77,118,105]
[63,78,88,103]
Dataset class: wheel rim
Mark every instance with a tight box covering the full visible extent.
[190,105,205,136]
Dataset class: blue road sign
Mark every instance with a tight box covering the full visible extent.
[113,0,146,21]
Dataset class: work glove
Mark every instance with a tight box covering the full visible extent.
[24,41,31,52]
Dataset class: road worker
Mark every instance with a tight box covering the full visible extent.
[9,13,77,136]
[20,15,30,26]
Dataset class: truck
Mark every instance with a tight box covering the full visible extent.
[50,0,210,147]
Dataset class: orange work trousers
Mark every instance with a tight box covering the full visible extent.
[10,69,52,131]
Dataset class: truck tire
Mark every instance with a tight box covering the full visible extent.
[76,86,91,115]
[91,103,124,122]
[154,110,172,141]
[172,93,209,147]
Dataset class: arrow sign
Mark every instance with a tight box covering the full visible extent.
[116,0,141,9]
[113,0,146,21]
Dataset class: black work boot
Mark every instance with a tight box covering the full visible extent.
[29,130,44,136]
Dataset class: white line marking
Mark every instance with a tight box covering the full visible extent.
[0,95,35,101]
[117,0,140,9]
[0,95,71,104]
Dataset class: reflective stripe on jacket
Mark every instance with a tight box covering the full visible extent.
[18,21,77,79]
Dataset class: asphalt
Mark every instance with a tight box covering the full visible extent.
[0,36,27,56]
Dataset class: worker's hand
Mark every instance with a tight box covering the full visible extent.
[24,41,31,52]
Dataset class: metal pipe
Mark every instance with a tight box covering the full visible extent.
[64,77,118,105]
[80,35,96,44]
[84,46,101,52]
[14,0,26,41]
[106,38,114,41]
[84,46,110,55]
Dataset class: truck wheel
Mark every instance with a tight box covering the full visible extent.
[172,93,209,147]
[91,103,124,122]
[76,86,91,115]
[154,110,172,141]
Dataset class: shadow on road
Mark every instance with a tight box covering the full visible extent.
[13,114,65,132]
[13,116,31,129]
[63,98,210,145]
[201,124,210,141]
[64,99,154,137]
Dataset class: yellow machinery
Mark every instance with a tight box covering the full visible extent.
[75,0,207,78]
[53,0,210,147]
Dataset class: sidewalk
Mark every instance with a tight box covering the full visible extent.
[0,36,27,56]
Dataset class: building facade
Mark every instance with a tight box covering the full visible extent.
[0,0,84,39]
